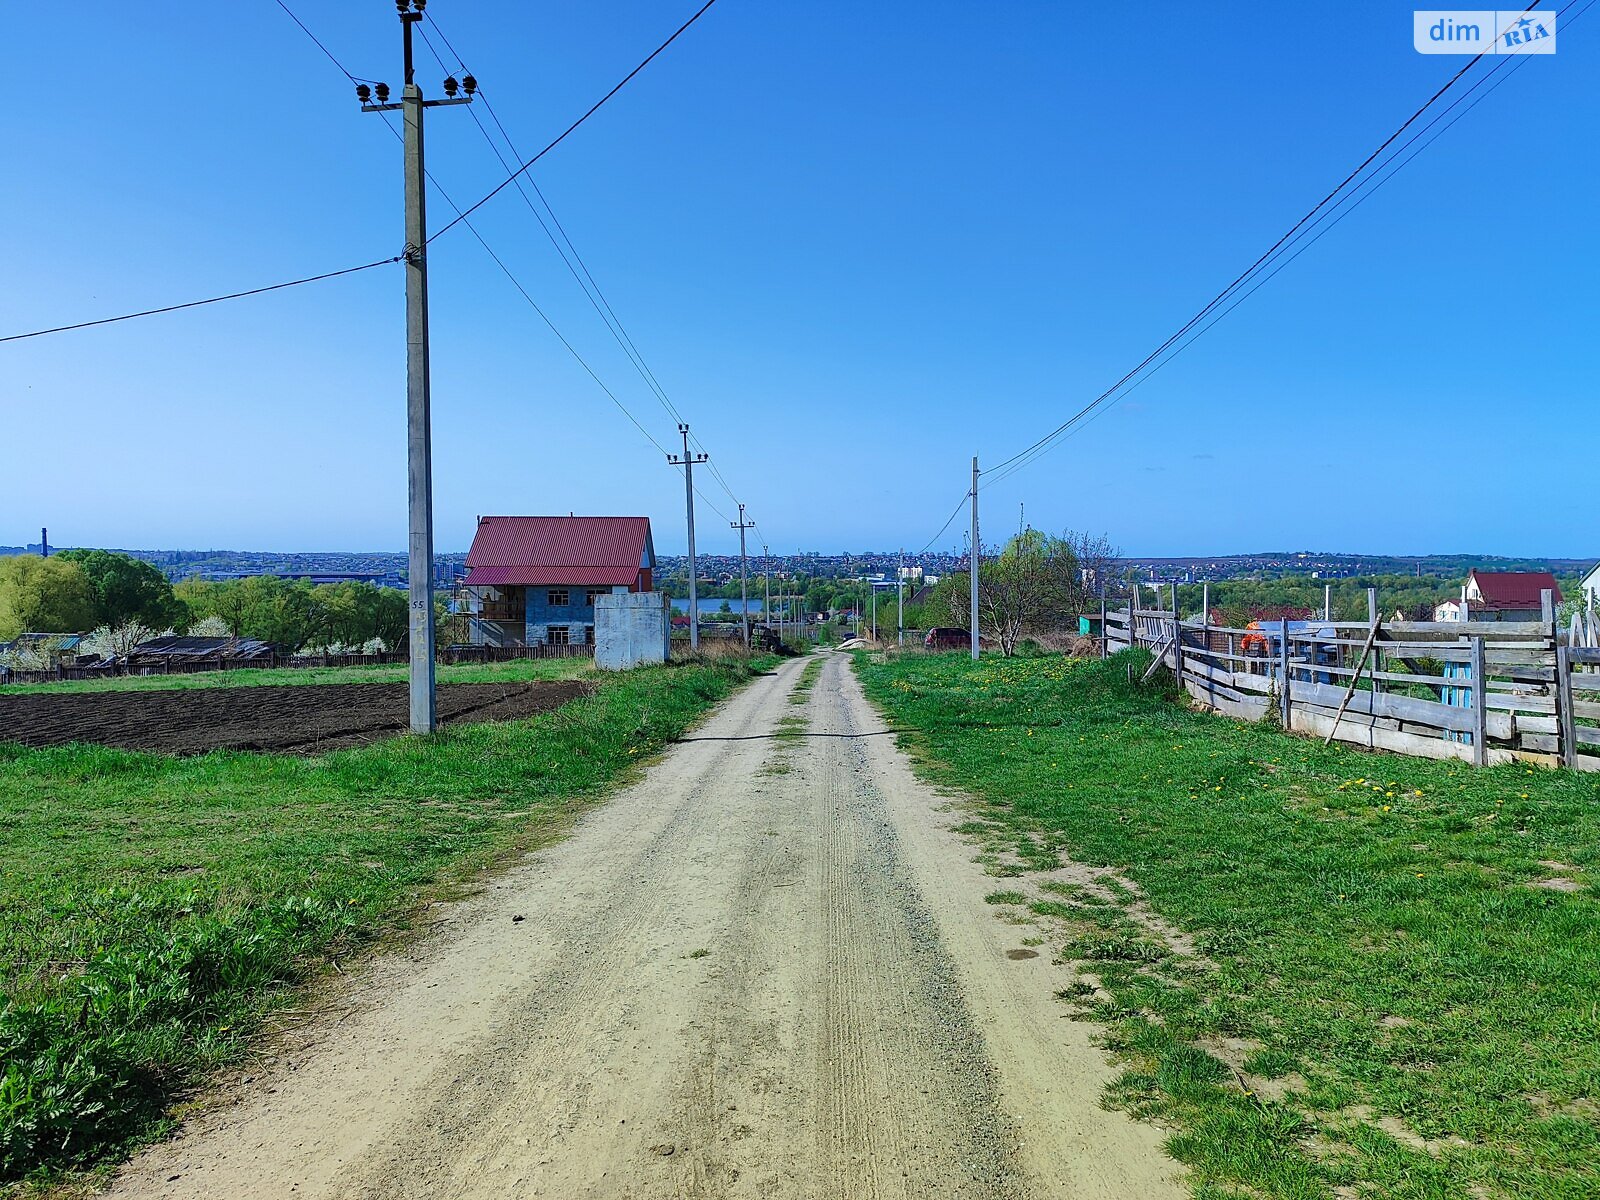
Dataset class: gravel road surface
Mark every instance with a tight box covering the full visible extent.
[107,653,1181,1199]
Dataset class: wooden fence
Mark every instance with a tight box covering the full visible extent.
[1105,588,1599,773]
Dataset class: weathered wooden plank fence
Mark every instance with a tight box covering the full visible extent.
[1106,587,1599,773]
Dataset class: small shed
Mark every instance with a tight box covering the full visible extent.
[127,635,277,667]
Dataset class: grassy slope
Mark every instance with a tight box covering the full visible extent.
[0,656,589,696]
[856,649,1600,1200]
[0,657,770,1184]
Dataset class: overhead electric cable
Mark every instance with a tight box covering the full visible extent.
[983,3,1548,483]
[423,11,755,519]
[275,0,747,529]
[417,23,686,429]
[981,1,1584,490]
[915,490,972,557]
[983,42,1558,489]
[0,258,400,344]
[428,0,720,244]
[4,1,719,349]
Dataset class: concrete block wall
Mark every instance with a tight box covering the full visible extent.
[524,584,628,645]
[595,592,671,670]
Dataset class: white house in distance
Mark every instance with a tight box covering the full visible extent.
[1432,569,1564,623]
[1582,562,1600,608]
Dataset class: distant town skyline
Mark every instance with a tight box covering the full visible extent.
[3,538,1591,580]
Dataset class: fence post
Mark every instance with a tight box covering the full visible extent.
[1171,582,1184,690]
[1470,636,1487,766]
[1099,595,1107,659]
[1367,588,1381,697]
[1279,621,1291,729]
[1557,646,1576,769]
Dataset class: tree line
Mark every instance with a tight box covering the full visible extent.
[0,552,408,655]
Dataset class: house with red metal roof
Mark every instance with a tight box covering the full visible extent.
[1433,569,1564,623]
[462,516,656,647]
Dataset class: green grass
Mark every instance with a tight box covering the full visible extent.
[0,656,771,1185]
[856,649,1600,1200]
[788,656,823,706]
[0,656,591,696]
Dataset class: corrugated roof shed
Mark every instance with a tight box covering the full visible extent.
[130,636,276,661]
[464,516,653,588]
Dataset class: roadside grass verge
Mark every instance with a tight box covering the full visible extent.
[856,649,1600,1200]
[0,656,590,697]
[0,657,771,1185]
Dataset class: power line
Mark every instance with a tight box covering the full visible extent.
[4,1,719,350]
[270,0,377,83]
[986,41,1555,489]
[423,11,754,523]
[275,0,746,527]
[0,257,400,345]
[982,2,1584,491]
[428,0,720,244]
[916,489,971,556]
[417,22,686,429]
[983,4,1550,484]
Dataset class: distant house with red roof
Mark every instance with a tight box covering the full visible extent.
[1433,569,1563,623]
[463,516,656,647]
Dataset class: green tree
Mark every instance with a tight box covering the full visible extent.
[0,555,96,640]
[56,549,184,631]
[947,529,1090,656]
[171,576,336,651]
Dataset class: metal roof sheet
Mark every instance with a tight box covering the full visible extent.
[464,564,638,587]
[1468,570,1564,607]
[466,516,651,579]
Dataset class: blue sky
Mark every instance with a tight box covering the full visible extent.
[3,2,1595,557]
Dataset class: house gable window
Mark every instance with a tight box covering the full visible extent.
[547,626,571,645]
[547,589,570,606]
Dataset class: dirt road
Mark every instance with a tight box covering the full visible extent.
[109,653,1182,1199]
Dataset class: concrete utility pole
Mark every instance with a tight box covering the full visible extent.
[969,455,981,661]
[731,503,755,649]
[668,424,709,651]
[763,544,770,632]
[359,0,474,734]
[897,549,905,648]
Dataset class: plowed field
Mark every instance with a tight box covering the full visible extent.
[0,680,593,755]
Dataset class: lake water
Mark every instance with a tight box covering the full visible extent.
[670,598,768,614]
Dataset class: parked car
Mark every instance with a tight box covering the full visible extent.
[925,627,975,650]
